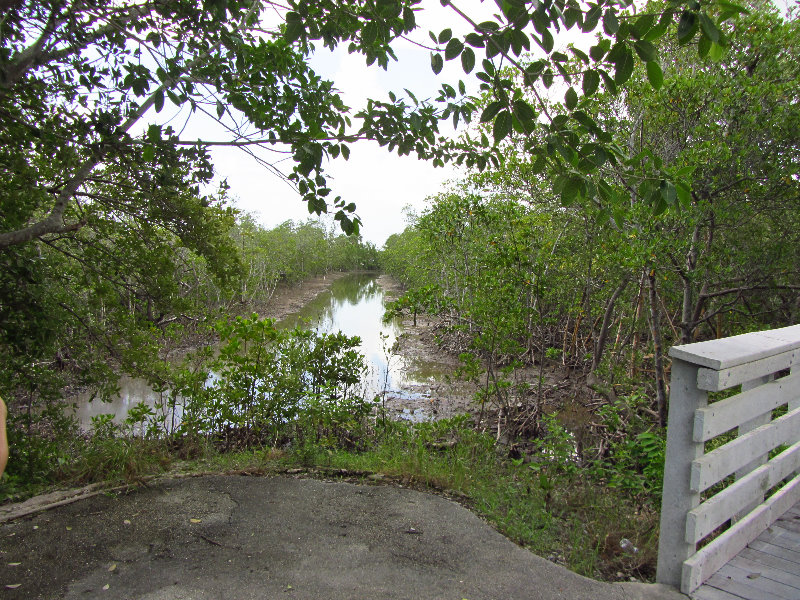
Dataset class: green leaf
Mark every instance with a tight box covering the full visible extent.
[513,99,536,121]
[492,110,512,143]
[590,42,608,62]
[698,35,711,58]
[403,7,415,30]
[598,69,617,94]
[438,28,452,44]
[717,0,749,16]
[676,182,692,206]
[216,100,225,119]
[541,30,554,53]
[708,41,725,61]
[569,47,589,64]
[603,9,619,35]
[646,61,663,90]
[565,87,578,110]
[445,38,463,60]
[143,145,155,161]
[634,40,658,62]
[284,11,304,44]
[480,101,504,123]
[561,176,584,205]
[699,13,720,43]
[461,47,475,73]
[582,3,602,32]
[660,180,677,205]
[613,46,634,85]
[465,32,484,47]
[582,70,599,96]
[431,53,443,74]
[632,14,655,39]
[154,89,164,113]
[643,23,669,42]
[677,11,697,44]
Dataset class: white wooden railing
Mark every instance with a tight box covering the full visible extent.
[656,324,800,595]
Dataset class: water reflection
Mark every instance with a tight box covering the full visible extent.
[279,273,429,400]
[71,273,438,430]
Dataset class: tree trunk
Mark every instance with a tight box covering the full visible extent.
[648,268,668,427]
[592,274,630,372]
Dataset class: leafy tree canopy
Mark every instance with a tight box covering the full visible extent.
[1,0,747,251]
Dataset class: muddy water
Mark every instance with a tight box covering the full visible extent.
[72,273,443,430]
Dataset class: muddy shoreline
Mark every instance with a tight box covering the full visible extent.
[260,271,477,421]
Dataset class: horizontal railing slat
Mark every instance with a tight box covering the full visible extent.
[682,474,800,593]
[657,326,800,595]
[691,407,800,493]
[693,372,800,442]
[686,441,800,544]
[697,349,799,392]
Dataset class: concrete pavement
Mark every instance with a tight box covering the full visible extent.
[0,475,686,599]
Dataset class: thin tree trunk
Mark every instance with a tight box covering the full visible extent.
[629,272,646,378]
[648,268,668,427]
[592,274,630,371]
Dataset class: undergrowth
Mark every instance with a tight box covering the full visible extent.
[2,412,660,583]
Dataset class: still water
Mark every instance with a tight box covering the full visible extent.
[71,273,435,430]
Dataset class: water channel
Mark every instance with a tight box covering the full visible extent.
[71,273,444,430]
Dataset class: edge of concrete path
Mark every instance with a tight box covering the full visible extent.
[0,472,689,600]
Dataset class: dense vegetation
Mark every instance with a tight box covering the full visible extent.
[0,216,378,489]
[0,0,797,584]
[384,2,799,427]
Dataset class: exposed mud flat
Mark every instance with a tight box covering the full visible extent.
[373,275,477,421]
[374,275,602,438]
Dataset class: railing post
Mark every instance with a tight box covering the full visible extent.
[656,357,707,586]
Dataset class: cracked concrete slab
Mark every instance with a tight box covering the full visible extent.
[0,475,687,600]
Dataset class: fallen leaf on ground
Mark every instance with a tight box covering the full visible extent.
[190,518,202,523]
[5,584,21,589]
[123,520,131,525]
[103,583,110,590]
[8,562,21,566]
[108,564,117,572]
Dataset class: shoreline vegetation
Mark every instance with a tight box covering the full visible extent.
[1,271,661,584]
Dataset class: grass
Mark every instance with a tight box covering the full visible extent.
[0,414,660,583]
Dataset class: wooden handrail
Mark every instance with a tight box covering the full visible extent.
[656,324,800,594]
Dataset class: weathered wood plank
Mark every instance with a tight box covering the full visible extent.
[738,547,800,578]
[750,536,800,558]
[697,349,799,391]
[687,442,800,543]
[694,372,800,442]
[776,516,800,534]
[682,475,800,593]
[691,585,744,600]
[691,585,746,600]
[761,526,800,552]
[669,325,800,370]
[711,563,800,599]
[727,555,800,590]
[703,570,789,600]
[691,408,800,493]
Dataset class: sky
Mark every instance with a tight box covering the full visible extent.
[205,2,504,247]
